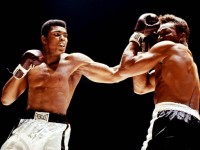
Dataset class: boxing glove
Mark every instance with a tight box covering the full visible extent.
[129,13,160,47]
[13,50,43,79]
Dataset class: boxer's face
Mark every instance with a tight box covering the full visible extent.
[157,22,180,43]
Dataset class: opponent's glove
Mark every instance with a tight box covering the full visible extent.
[129,13,160,47]
[13,50,42,79]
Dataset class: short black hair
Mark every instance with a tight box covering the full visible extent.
[41,19,67,37]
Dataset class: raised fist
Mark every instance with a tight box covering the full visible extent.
[20,50,43,70]
[134,13,160,36]
[129,13,160,47]
[13,49,43,79]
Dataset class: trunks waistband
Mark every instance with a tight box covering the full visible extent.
[20,110,68,124]
[154,102,200,120]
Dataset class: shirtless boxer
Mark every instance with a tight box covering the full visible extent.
[0,19,117,150]
[116,13,200,150]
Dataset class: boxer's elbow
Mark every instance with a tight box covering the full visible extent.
[1,96,15,106]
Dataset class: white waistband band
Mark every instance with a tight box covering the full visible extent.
[154,102,200,120]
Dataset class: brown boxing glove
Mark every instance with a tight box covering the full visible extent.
[129,13,160,47]
[13,49,43,79]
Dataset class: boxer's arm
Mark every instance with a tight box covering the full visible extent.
[1,50,42,105]
[1,75,27,105]
[71,53,123,83]
[80,62,122,83]
[133,69,155,94]
[116,13,159,92]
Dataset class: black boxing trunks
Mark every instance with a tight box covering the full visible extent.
[141,102,200,150]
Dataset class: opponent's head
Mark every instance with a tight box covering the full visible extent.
[157,14,190,45]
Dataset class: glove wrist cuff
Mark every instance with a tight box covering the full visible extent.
[13,64,31,79]
[129,32,145,46]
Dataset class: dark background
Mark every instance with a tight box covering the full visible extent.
[0,0,199,149]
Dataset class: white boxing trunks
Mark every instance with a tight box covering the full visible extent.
[1,111,71,150]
